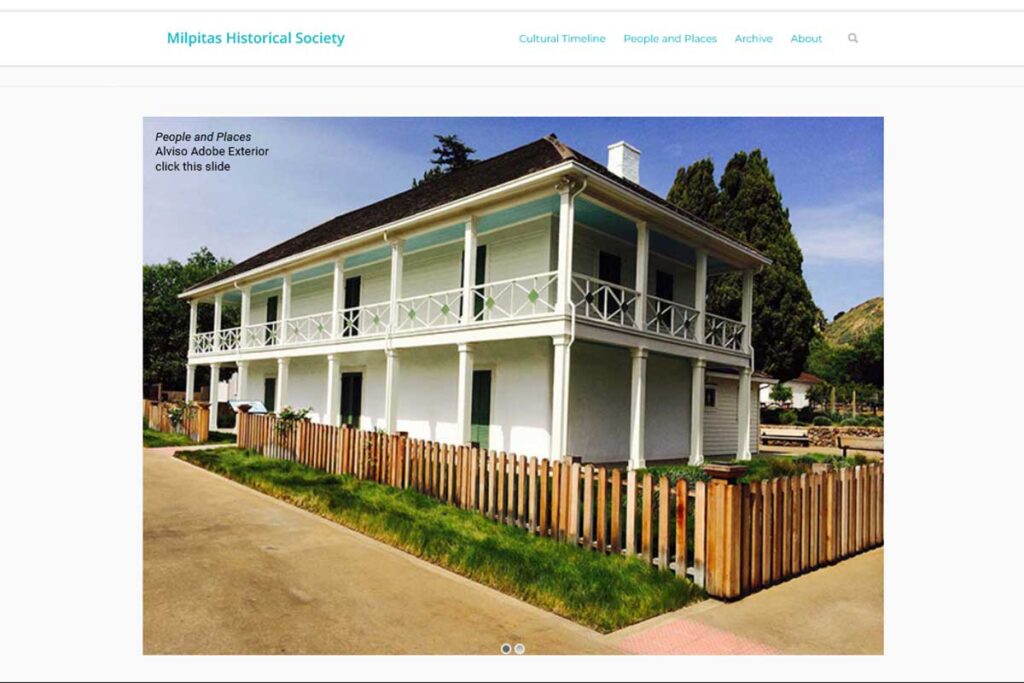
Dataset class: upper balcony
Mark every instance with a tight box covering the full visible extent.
[185,174,762,363]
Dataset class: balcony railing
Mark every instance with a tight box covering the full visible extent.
[340,301,391,338]
[704,313,746,351]
[645,295,699,341]
[189,270,748,356]
[472,271,558,322]
[571,273,638,327]
[395,288,463,332]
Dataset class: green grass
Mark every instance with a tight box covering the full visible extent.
[176,447,704,632]
[143,425,236,448]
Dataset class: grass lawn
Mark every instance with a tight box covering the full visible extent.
[176,447,704,632]
[143,426,236,448]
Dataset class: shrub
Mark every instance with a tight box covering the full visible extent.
[760,408,781,425]
[840,417,862,427]
[861,416,883,427]
[812,415,833,426]
[779,410,798,425]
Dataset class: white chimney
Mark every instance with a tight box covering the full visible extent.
[607,141,641,184]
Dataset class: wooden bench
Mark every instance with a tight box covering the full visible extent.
[838,435,884,457]
[760,427,810,446]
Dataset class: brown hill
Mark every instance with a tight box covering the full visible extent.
[825,297,883,346]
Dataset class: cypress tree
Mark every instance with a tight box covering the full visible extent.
[666,150,819,380]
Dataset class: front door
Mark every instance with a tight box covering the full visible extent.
[264,377,276,413]
[340,372,363,427]
[343,276,361,336]
[470,369,492,450]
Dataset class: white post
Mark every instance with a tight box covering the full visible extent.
[324,353,339,426]
[188,300,198,354]
[235,360,249,400]
[634,222,649,331]
[185,364,195,402]
[280,273,292,344]
[240,285,251,348]
[689,358,706,465]
[555,180,577,312]
[456,343,474,443]
[331,259,344,339]
[389,239,404,330]
[461,217,478,324]
[208,362,220,431]
[213,293,223,351]
[384,348,400,433]
[275,357,289,414]
[694,249,708,344]
[741,269,754,353]
[628,347,648,470]
[737,366,753,460]
[550,334,572,460]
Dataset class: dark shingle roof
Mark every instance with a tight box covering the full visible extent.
[189,134,760,292]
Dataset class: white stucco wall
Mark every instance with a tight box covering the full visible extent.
[759,379,813,409]
[566,342,632,462]
[644,353,693,460]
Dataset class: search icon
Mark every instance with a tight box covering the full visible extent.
[848,32,859,43]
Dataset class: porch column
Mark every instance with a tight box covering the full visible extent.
[280,274,292,344]
[275,357,289,414]
[461,217,478,324]
[208,362,220,431]
[628,347,648,471]
[689,358,706,465]
[184,363,195,402]
[324,353,339,426]
[550,334,572,460]
[236,360,249,400]
[389,239,404,331]
[740,269,754,353]
[188,300,198,354]
[330,259,344,338]
[240,285,251,348]
[384,348,400,433]
[213,293,223,351]
[456,343,474,443]
[694,249,708,344]
[555,180,578,313]
[737,366,753,460]
[634,221,649,331]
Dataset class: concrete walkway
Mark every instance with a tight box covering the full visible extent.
[143,447,613,655]
[606,548,884,655]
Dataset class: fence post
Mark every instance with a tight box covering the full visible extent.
[703,463,747,599]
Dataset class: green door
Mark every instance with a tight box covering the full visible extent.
[264,377,276,412]
[470,369,492,450]
[340,372,363,427]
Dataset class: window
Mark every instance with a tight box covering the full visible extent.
[705,386,717,408]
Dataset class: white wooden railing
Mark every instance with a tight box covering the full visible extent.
[395,288,464,332]
[340,301,391,338]
[571,273,638,327]
[645,295,700,341]
[704,313,746,351]
[189,270,748,355]
[471,271,558,322]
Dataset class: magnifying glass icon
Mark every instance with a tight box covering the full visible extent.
[848,32,859,43]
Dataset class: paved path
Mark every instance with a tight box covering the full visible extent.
[143,447,613,655]
[606,548,884,655]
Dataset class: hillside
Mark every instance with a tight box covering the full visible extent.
[825,297,884,346]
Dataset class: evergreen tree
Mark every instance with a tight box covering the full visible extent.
[666,150,819,380]
[412,134,479,187]
[666,157,719,221]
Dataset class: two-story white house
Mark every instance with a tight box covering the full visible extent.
[179,134,772,468]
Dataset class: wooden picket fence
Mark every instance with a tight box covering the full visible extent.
[236,412,883,599]
[143,399,210,443]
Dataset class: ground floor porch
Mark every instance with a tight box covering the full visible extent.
[186,335,762,467]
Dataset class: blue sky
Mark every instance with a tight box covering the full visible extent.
[144,117,882,318]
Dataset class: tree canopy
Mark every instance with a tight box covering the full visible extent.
[666,150,819,380]
[412,134,479,187]
[143,248,236,389]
